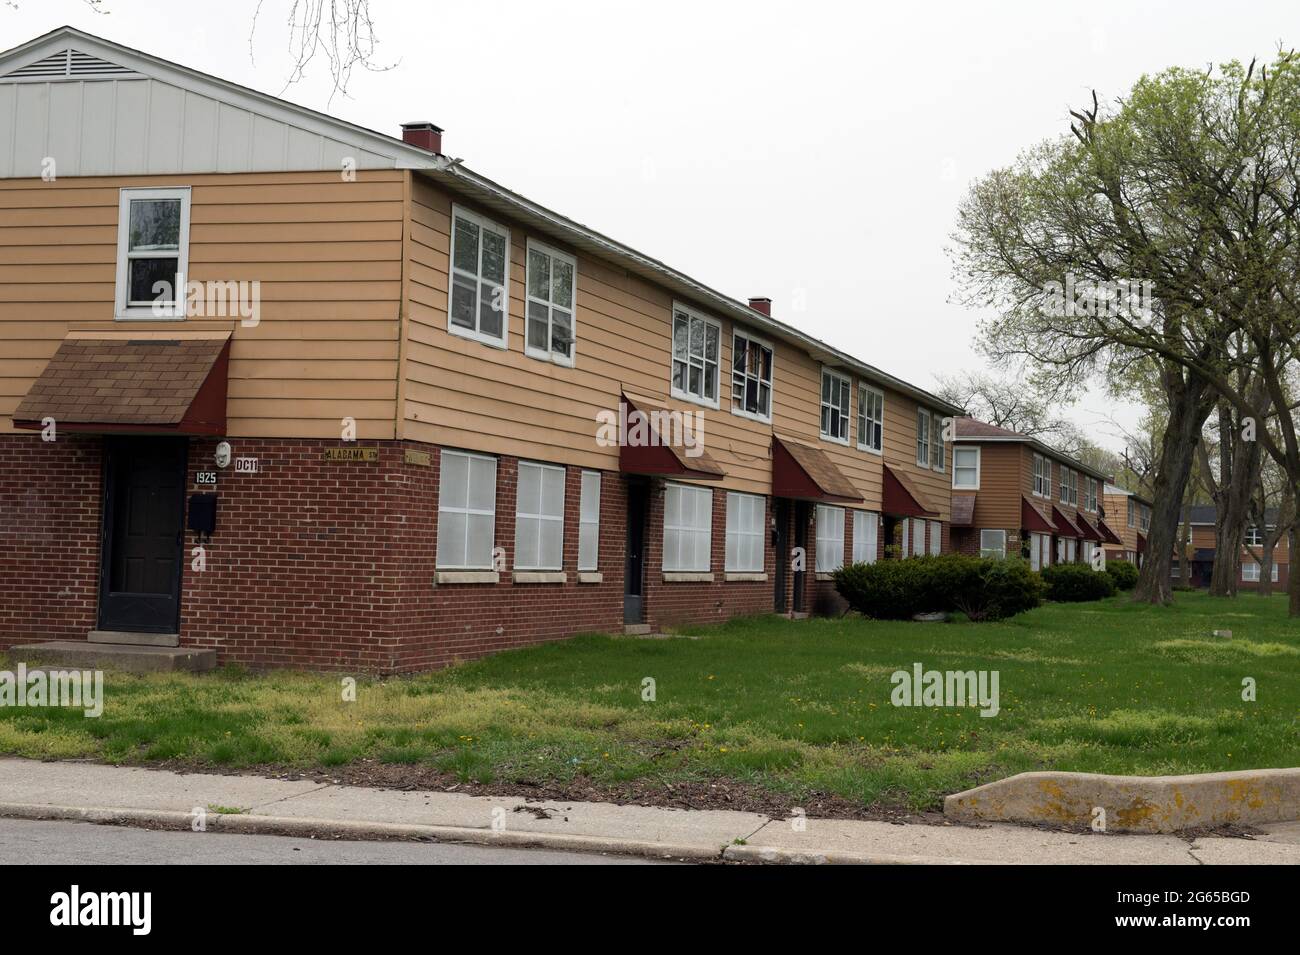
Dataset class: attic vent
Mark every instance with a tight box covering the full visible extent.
[2,48,140,82]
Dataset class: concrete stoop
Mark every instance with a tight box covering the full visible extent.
[7,641,217,673]
[944,768,1300,832]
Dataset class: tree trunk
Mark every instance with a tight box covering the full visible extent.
[1291,524,1300,616]
[1208,404,1262,597]
[1178,504,1192,588]
[1258,539,1275,596]
[1133,373,1213,604]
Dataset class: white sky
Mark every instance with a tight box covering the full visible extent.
[6,0,1295,452]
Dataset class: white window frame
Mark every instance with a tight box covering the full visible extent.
[1242,561,1260,582]
[1030,531,1051,571]
[815,504,845,572]
[730,331,774,423]
[928,519,941,555]
[911,516,925,556]
[1059,465,1070,504]
[930,412,945,472]
[725,491,766,572]
[115,187,192,320]
[980,529,1007,559]
[436,450,497,570]
[852,510,879,564]
[1127,498,1136,527]
[578,470,600,571]
[524,238,577,367]
[663,482,713,572]
[513,461,565,572]
[1069,469,1079,506]
[915,407,931,468]
[669,303,722,409]
[1086,477,1098,512]
[820,368,851,445]
[1245,526,1264,547]
[856,384,884,454]
[448,204,511,349]
[1033,454,1049,498]
[952,445,980,489]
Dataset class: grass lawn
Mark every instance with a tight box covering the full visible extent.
[2,592,1297,811]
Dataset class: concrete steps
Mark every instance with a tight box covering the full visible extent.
[88,630,179,648]
[7,641,217,673]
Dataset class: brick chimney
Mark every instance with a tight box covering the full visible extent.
[748,297,772,316]
[401,121,443,154]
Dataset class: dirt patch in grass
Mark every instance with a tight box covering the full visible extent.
[157,757,947,825]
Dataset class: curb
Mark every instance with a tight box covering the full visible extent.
[944,768,1300,833]
[0,801,953,865]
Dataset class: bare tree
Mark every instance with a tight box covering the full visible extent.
[250,0,396,104]
[936,370,1091,453]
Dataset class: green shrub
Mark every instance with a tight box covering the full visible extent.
[1105,559,1140,590]
[1040,563,1117,601]
[833,553,1043,622]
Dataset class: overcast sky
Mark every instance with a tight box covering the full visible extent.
[6,1,1296,451]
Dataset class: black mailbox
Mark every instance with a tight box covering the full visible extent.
[188,493,217,538]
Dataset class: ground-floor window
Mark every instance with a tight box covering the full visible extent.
[816,504,845,572]
[725,491,765,572]
[852,510,878,564]
[980,529,1006,559]
[1029,532,1051,571]
[928,520,942,555]
[437,450,498,569]
[911,518,925,556]
[578,470,601,571]
[515,461,565,570]
[1242,561,1278,583]
[664,483,712,572]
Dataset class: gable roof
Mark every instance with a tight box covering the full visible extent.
[0,26,961,417]
[952,417,1107,481]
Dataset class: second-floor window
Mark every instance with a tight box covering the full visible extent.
[930,412,945,471]
[1127,498,1135,526]
[671,305,721,407]
[525,241,576,366]
[731,332,773,421]
[449,206,509,348]
[1140,504,1150,531]
[952,446,980,489]
[820,369,851,444]
[1087,477,1098,511]
[915,407,931,467]
[857,385,884,453]
[116,187,191,319]
[1246,526,1264,546]
[1059,465,1070,504]
[1033,454,1049,497]
[1069,468,1079,506]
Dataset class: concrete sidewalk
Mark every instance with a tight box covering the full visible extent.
[1,758,1297,864]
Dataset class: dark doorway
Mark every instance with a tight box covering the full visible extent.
[99,437,187,634]
[773,498,790,612]
[793,500,810,614]
[624,480,650,624]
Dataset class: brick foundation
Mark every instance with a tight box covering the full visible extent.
[1,433,950,672]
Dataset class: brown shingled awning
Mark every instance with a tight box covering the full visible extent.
[1074,512,1105,543]
[771,435,861,503]
[882,464,936,517]
[618,392,725,481]
[950,492,976,527]
[13,332,231,435]
[1022,496,1058,534]
[1097,520,1124,545]
[1051,505,1083,538]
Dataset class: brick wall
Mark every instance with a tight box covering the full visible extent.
[0,433,101,646]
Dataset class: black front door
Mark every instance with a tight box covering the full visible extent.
[99,437,187,633]
[624,481,649,624]
[793,501,810,613]
[773,498,790,612]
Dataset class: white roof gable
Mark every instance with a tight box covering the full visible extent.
[0,25,437,178]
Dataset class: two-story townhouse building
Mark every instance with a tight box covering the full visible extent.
[0,27,958,672]
[1102,483,1151,565]
[947,418,1117,569]
[1180,505,1291,590]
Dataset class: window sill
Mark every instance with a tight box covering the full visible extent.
[668,388,721,412]
[447,322,509,350]
[577,572,603,584]
[512,571,567,584]
[662,572,714,583]
[724,572,768,582]
[435,571,499,585]
[730,407,772,425]
[815,572,836,582]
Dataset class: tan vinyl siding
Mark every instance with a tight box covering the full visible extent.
[962,442,1021,528]
[0,170,404,437]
